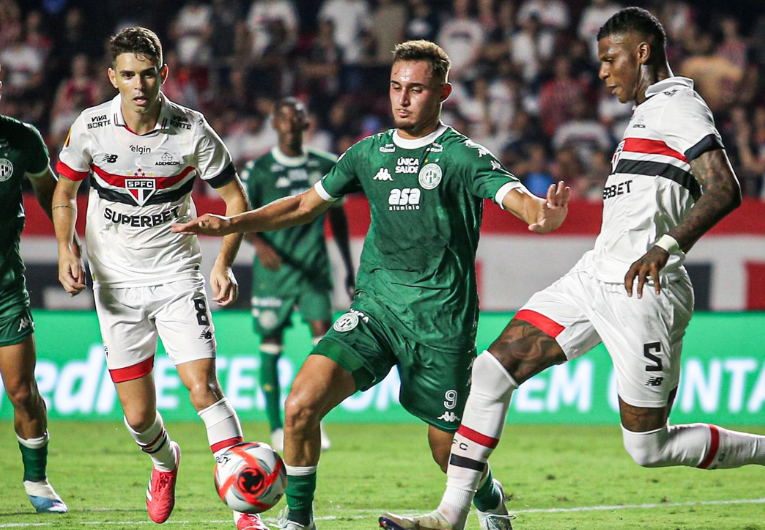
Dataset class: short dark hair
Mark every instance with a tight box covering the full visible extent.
[273,97,306,117]
[597,7,666,49]
[392,40,451,83]
[110,27,163,67]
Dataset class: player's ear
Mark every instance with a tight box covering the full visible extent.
[440,82,452,103]
[107,67,118,89]
[160,64,169,85]
[637,41,651,65]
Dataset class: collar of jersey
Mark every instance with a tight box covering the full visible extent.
[644,76,694,99]
[110,92,173,134]
[392,122,448,150]
[271,146,308,167]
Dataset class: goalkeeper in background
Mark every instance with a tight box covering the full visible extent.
[240,97,354,452]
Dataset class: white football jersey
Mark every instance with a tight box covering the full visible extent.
[57,93,236,287]
[579,77,724,283]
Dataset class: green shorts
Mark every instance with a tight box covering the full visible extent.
[313,309,475,432]
[0,307,34,347]
[251,290,332,337]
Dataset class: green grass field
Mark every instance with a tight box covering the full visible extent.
[1,422,763,529]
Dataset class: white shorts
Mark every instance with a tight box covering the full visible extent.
[94,279,216,383]
[516,269,694,408]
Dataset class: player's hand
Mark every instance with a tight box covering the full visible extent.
[171,214,233,236]
[345,273,356,300]
[254,241,282,271]
[58,248,87,296]
[529,181,570,234]
[624,246,670,298]
[211,264,239,306]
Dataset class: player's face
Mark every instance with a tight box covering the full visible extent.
[273,104,308,148]
[108,53,167,117]
[390,60,451,138]
[598,33,641,104]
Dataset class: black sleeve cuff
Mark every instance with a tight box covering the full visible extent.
[206,162,237,189]
[684,134,724,162]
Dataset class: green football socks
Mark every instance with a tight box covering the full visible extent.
[285,466,317,526]
[18,434,49,483]
[473,467,502,512]
[259,347,283,432]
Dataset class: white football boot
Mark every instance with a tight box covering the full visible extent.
[379,510,454,530]
[276,507,317,530]
[476,480,515,530]
[24,479,68,513]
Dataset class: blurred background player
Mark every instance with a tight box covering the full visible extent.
[173,40,569,530]
[240,97,354,452]
[51,27,267,530]
[0,69,69,514]
[382,8,765,530]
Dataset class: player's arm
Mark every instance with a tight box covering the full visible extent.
[172,186,334,236]
[327,203,355,299]
[625,149,740,298]
[210,176,250,306]
[52,176,87,295]
[501,181,570,234]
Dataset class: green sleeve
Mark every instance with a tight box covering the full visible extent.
[241,161,262,208]
[320,142,363,198]
[23,123,50,176]
[459,139,519,202]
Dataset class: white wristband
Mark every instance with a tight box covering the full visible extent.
[654,234,680,253]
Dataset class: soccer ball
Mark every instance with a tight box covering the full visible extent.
[214,442,287,513]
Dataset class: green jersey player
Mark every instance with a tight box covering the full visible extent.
[241,98,354,452]
[0,101,73,513]
[174,40,569,530]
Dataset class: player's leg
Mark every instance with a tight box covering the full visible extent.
[0,321,67,514]
[282,354,356,528]
[606,278,765,470]
[303,288,334,451]
[308,319,333,451]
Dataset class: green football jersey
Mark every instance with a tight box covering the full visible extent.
[242,147,337,297]
[0,115,50,314]
[318,124,519,352]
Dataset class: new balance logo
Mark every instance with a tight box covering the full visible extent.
[17,316,32,332]
[438,412,460,423]
[199,329,212,340]
[646,377,664,387]
[374,168,393,181]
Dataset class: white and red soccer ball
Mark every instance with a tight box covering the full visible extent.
[214,442,287,514]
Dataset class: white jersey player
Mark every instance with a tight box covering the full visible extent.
[52,27,268,530]
[381,8,765,530]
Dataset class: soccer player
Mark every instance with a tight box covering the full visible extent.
[0,76,69,515]
[52,27,268,530]
[172,40,569,530]
[241,97,355,452]
[382,8,765,530]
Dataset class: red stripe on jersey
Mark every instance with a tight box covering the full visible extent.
[622,138,688,163]
[56,160,89,181]
[109,356,155,383]
[91,165,196,190]
[697,425,721,469]
[210,436,244,455]
[514,309,565,338]
[457,425,500,449]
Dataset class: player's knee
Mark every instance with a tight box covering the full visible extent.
[5,380,36,409]
[187,381,223,410]
[284,390,321,432]
[622,425,669,468]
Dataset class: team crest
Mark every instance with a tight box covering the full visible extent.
[333,312,359,333]
[0,158,13,182]
[126,178,157,205]
[611,140,625,173]
[418,163,442,190]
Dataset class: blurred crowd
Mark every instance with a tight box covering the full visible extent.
[3,0,765,199]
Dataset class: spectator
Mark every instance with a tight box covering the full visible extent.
[437,0,484,81]
[734,106,765,197]
[517,143,556,197]
[572,149,609,202]
[370,0,407,64]
[552,99,613,169]
[170,0,213,66]
[578,0,621,61]
[681,31,743,112]
[299,19,342,97]
[511,13,556,84]
[716,16,747,71]
[404,0,440,42]
[49,54,101,146]
[318,0,371,64]
[246,0,299,59]
[224,112,277,167]
[517,0,570,31]
[539,56,589,137]
[209,0,243,62]
[0,0,22,49]
[483,0,516,64]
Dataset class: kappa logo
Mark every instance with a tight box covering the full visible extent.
[374,168,393,181]
[490,160,501,171]
[276,176,292,188]
[126,170,157,205]
[418,163,442,190]
[0,158,13,182]
[437,412,460,423]
[333,312,360,332]
[17,316,32,332]
[465,139,490,157]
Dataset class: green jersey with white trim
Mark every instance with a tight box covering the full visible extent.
[242,147,337,296]
[0,115,50,313]
[318,124,520,352]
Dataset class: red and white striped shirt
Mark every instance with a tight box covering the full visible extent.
[57,93,236,287]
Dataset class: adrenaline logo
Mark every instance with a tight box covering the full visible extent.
[155,152,181,166]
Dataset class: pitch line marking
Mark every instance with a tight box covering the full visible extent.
[2,498,765,528]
